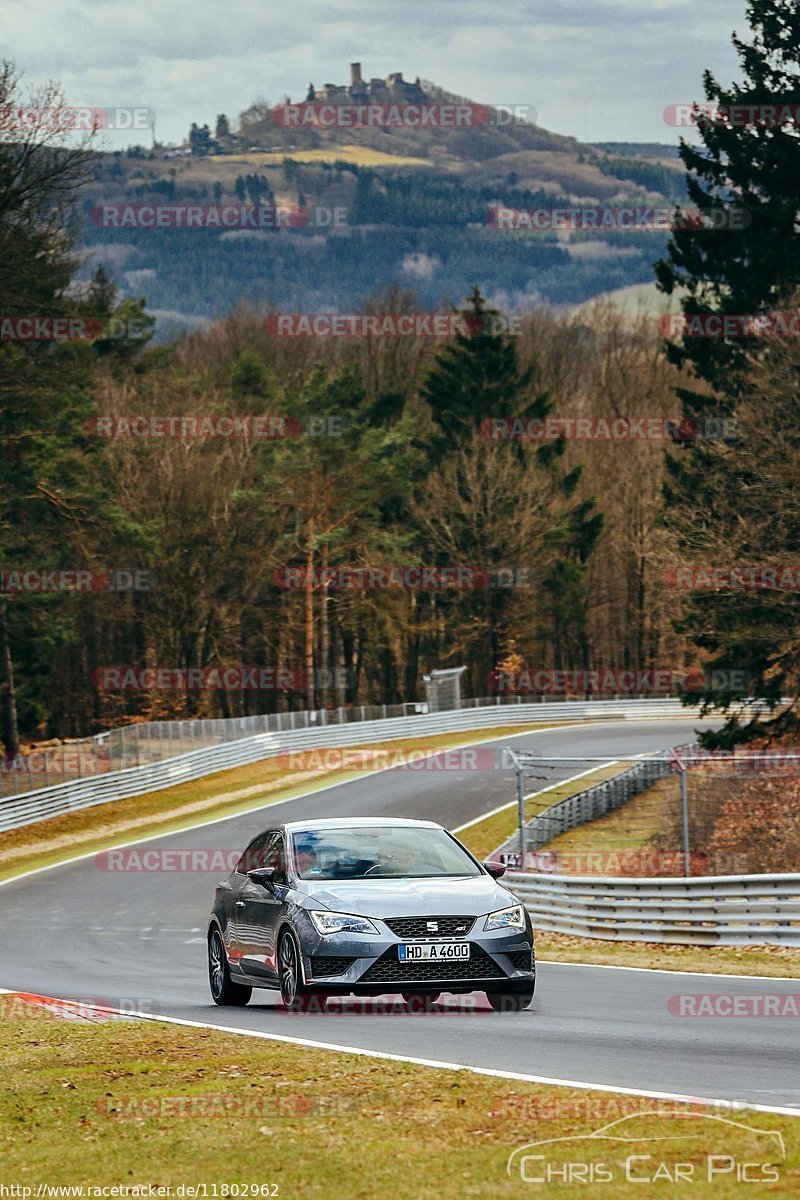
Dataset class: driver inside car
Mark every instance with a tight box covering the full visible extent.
[294,844,318,876]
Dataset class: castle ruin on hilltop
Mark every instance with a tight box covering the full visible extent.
[306,63,426,105]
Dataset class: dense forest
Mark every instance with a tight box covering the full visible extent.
[2,0,800,754]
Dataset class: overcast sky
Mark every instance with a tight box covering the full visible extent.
[2,0,750,148]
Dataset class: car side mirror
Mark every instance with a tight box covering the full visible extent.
[483,860,506,879]
[247,867,276,889]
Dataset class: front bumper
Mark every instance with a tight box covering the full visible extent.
[299,919,535,995]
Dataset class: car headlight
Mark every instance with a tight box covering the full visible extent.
[483,904,525,931]
[308,910,379,936]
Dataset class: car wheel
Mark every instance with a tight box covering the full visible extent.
[278,929,319,1010]
[402,992,441,1008]
[208,928,251,1006]
[486,986,535,1013]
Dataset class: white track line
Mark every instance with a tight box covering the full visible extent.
[0,988,796,1118]
[452,762,618,833]
[537,960,800,983]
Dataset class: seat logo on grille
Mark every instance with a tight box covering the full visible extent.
[426,921,439,932]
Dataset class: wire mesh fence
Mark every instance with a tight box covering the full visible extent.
[496,743,800,878]
[495,750,680,861]
[0,704,430,798]
[0,691,695,800]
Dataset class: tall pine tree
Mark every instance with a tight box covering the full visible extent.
[655,1,800,743]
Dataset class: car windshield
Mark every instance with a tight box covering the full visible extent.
[290,827,481,880]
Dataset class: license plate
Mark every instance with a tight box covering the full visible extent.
[398,942,471,962]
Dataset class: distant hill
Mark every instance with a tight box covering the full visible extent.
[78,69,689,335]
[571,280,683,318]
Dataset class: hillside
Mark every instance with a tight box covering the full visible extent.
[79,70,688,334]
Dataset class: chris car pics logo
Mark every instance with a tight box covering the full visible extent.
[506,1112,784,1186]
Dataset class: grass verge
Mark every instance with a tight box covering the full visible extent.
[0,1008,796,1195]
[536,772,677,869]
[535,932,800,978]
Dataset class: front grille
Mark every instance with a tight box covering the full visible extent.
[309,956,356,977]
[360,945,504,984]
[507,949,534,971]
[384,915,475,939]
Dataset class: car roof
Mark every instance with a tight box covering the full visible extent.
[282,817,440,832]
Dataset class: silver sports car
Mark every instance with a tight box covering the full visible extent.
[208,816,535,1012]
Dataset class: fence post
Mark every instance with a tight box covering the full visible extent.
[516,764,526,859]
[680,766,691,877]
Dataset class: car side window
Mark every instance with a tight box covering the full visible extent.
[236,832,269,875]
[263,832,288,885]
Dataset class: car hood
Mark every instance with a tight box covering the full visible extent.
[294,874,515,918]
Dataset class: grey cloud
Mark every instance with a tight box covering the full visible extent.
[5,0,749,145]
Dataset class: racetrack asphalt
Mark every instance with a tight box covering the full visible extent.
[1,718,798,1112]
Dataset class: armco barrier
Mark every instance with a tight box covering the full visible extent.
[0,698,701,833]
[504,871,800,946]
[0,692,708,797]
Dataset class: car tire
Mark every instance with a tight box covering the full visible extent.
[208,928,252,1006]
[278,929,320,1011]
[486,985,535,1013]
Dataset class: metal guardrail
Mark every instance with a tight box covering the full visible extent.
[504,871,800,946]
[0,697,700,833]
[0,701,433,797]
[0,691,707,798]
